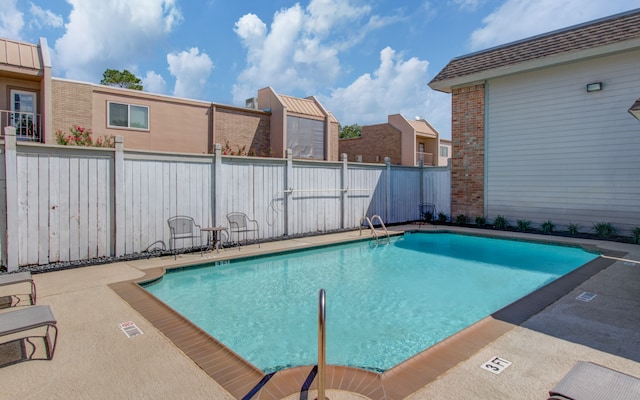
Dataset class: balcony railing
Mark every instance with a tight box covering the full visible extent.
[416,152,434,166]
[1,110,42,142]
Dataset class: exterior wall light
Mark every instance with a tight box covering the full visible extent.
[628,98,640,121]
[586,82,602,92]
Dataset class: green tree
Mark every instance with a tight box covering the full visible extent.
[100,69,143,90]
[339,123,362,139]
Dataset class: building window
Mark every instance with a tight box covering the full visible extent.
[287,116,325,159]
[440,145,449,157]
[108,102,149,130]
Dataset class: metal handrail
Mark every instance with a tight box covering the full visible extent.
[359,216,378,240]
[317,289,326,400]
[371,215,390,243]
[359,215,389,243]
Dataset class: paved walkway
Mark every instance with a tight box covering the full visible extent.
[2,225,640,399]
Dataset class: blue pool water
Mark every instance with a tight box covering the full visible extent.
[145,232,597,373]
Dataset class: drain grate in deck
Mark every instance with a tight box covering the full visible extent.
[576,292,597,302]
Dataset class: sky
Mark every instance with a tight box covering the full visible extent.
[2,1,640,139]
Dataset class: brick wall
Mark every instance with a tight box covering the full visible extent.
[328,120,339,161]
[214,106,271,156]
[451,84,485,220]
[338,123,401,164]
[51,79,92,144]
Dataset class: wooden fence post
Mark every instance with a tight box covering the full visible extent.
[214,143,222,227]
[419,158,424,211]
[340,153,348,230]
[4,127,18,271]
[385,157,391,223]
[285,148,293,237]
[114,136,125,257]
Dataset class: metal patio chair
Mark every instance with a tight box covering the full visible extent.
[226,212,260,249]
[167,216,202,257]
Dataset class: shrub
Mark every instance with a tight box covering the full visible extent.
[632,227,640,244]
[455,214,468,225]
[437,212,448,223]
[222,140,247,156]
[475,215,487,227]
[567,223,580,235]
[55,125,114,147]
[593,222,616,239]
[540,220,555,234]
[493,215,509,230]
[516,219,531,232]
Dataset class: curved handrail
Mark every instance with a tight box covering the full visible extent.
[371,215,390,243]
[359,215,390,244]
[359,216,378,240]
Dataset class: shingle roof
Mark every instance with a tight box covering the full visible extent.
[430,9,640,88]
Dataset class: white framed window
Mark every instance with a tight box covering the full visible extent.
[107,101,149,130]
[440,145,449,157]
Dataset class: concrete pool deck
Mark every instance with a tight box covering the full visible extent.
[2,225,640,399]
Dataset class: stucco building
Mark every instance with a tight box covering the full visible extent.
[1,37,339,161]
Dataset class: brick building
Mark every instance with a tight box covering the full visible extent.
[339,114,449,166]
[1,37,338,161]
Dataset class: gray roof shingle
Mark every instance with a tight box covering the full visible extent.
[430,9,640,87]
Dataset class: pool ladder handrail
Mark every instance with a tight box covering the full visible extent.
[359,215,390,244]
[317,288,326,400]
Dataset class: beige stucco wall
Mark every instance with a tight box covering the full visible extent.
[91,87,210,153]
[438,140,452,167]
[258,87,286,158]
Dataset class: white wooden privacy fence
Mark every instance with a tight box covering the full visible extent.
[1,128,450,271]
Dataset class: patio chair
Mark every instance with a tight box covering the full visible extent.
[167,216,202,257]
[0,305,58,364]
[0,271,36,307]
[548,361,640,400]
[226,212,260,249]
[418,203,436,225]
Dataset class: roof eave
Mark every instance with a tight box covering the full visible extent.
[428,37,640,93]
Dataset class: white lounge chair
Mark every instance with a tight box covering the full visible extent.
[548,361,640,400]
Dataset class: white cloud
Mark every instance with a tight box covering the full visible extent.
[450,0,482,12]
[322,47,436,129]
[167,47,214,99]
[0,0,24,39]
[53,0,182,82]
[142,71,167,94]
[306,0,370,34]
[232,0,389,103]
[29,3,63,29]
[470,0,640,51]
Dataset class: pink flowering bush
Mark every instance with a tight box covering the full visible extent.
[55,125,115,148]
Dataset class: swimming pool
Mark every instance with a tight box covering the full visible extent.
[145,232,598,373]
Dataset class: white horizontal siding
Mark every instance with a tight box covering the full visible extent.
[486,49,640,233]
